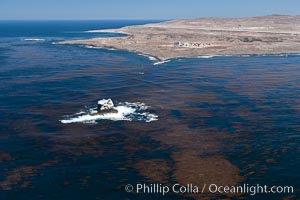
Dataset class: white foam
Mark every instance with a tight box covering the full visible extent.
[60,101,158,124]
[123,102,150,110]
[274,54,288,57]
[24,38,45,41]
[138,53,158,61]
[148,56,157,61]
[85,30,102,33]
[260,54,290,57]
[61,105,135,124]
[85,45,116,51]
[197,55,217,59]
[197,54,294,58]
[75,111,86,115]
[153,60,170,65]
[85,45,102,49]
[140,113,159,122]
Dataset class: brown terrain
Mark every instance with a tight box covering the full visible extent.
[58,15,300,61]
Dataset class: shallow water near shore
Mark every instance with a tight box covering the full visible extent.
[0,21,299,200]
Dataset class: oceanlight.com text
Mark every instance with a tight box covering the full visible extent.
[125,183,294,196]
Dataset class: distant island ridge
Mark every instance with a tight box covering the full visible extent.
[59,15,300,61]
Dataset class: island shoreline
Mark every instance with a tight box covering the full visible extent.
[58,15,300,62]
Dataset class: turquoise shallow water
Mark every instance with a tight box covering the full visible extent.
[0,21,299,199]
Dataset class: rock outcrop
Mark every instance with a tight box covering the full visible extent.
[97,99,118,115]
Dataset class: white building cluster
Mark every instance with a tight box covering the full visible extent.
[174,41,212,48]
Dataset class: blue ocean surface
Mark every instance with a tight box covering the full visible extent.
[0,20,299,200]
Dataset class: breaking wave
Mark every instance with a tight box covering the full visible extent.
[153,60,170,65]
[85,45,116,51]
[85,45,103,49]
[138,53,158,61]
[197,55,218,59]
[24,38,45,41]
[60,102,158,124]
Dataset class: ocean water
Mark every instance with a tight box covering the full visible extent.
[0,21,299,200]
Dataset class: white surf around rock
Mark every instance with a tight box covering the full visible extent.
[60,101,158,124]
